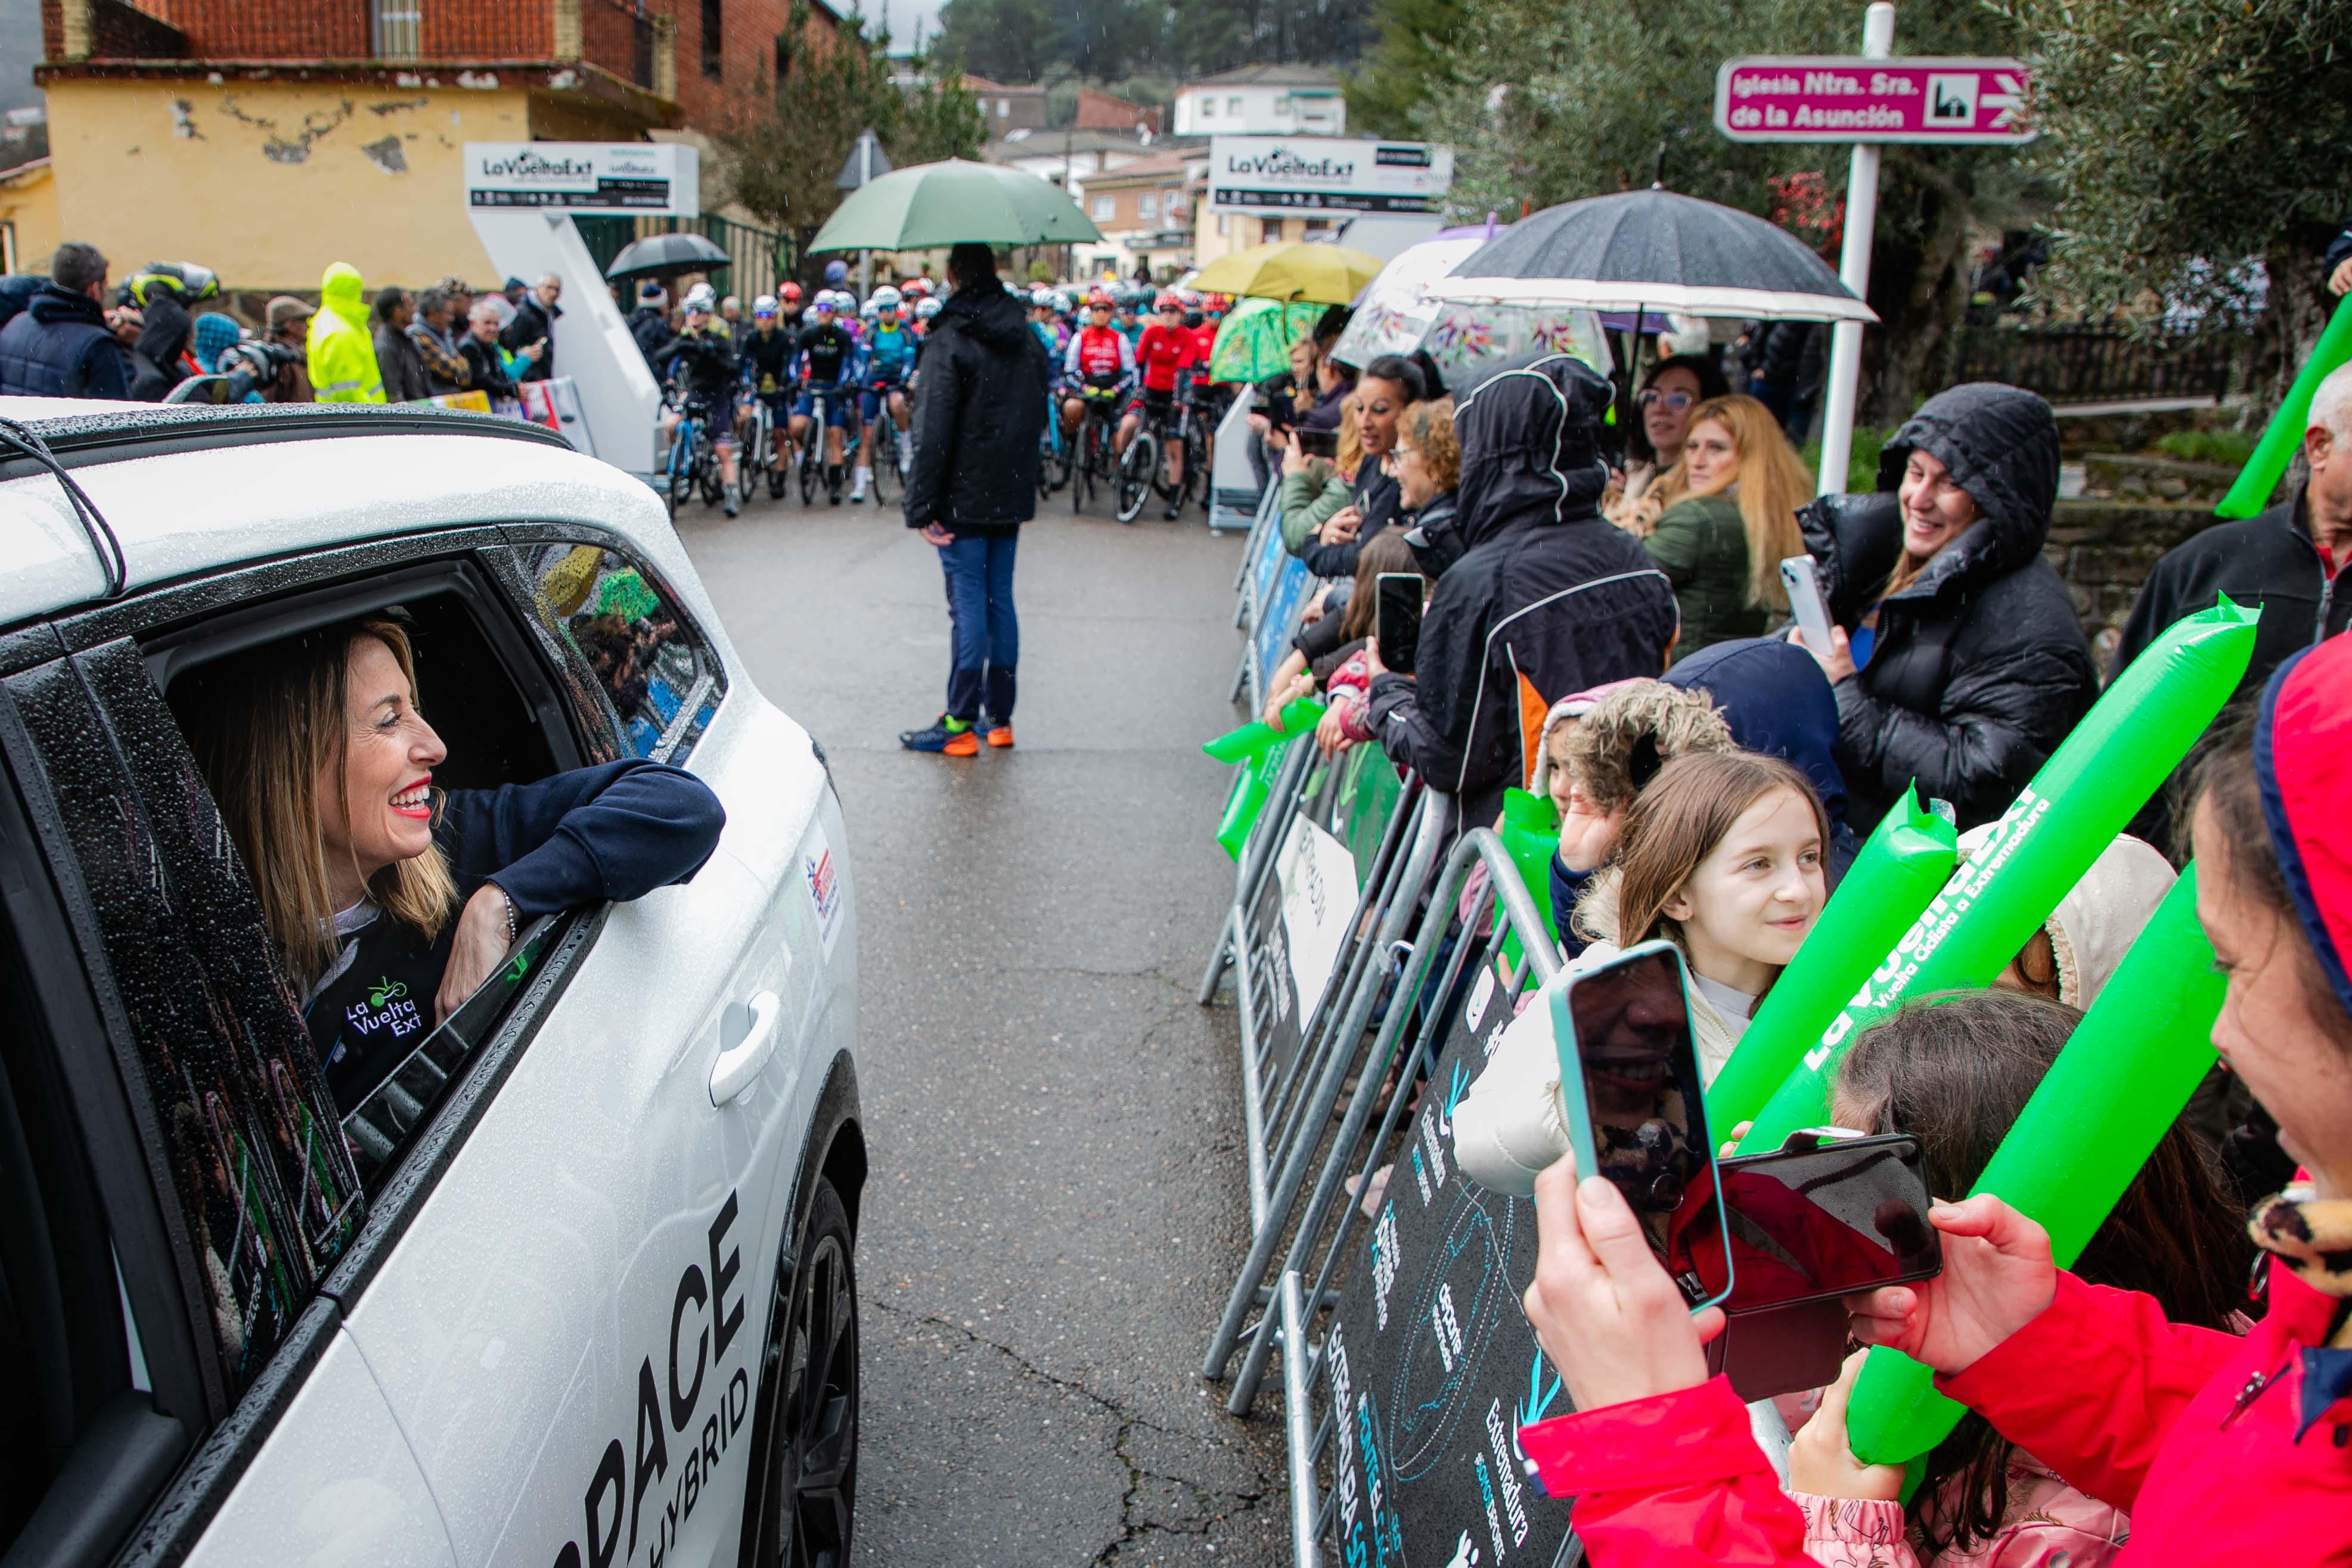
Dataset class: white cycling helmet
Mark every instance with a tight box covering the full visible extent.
[861,299,880,319]
[752,293,778,316]
[915,296,942,319]
[1048,290,1073,314]
[682,281,718,311]
[871,285,902,310]
[811,289,839,313]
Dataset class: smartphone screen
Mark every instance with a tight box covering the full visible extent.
[1556,946,1730,1307]
[1698,1137,1941,1311]
[1374,573,1422,676]
[1294,426,1338,459]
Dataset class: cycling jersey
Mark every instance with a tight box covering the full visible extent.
[864,322,917,384]
[1188,321,1219,380]
[665,326,737,399]
[796,321,857,387]
[739,325,795,395]
[1065,324,1134,385]
[1134,322,1196,395]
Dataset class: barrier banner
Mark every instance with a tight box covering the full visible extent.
[1252,555,1315,709]
[1323,933,1577,1568]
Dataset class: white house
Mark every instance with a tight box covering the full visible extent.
[1171,64,1345,138]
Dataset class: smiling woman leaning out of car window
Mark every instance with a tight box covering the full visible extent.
[181,616,725,1105]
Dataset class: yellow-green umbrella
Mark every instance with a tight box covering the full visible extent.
[1190,241,1385,305]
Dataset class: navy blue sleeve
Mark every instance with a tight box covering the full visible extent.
[436,759,726,918]
[1550,851,1593,960]
[80,336,132,400]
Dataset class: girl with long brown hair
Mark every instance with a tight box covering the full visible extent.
[1452,750,1829,1194]
[178,615,725,1106]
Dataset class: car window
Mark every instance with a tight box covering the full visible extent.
[514,542,725,763]
[1,647,349,1398]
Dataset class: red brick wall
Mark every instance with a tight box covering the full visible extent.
[655,0,838,132]
[44,1,553,63]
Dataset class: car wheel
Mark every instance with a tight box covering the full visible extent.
[749,1178,858,1567]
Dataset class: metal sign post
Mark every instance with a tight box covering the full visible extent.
[1714,12,2037,494]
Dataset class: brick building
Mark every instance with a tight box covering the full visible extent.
[33,0,840,293]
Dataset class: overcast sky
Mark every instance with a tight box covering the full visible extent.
[867,0,948,54]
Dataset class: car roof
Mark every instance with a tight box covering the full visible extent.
[0,402,689,634]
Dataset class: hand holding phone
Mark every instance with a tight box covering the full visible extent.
[1374,572,1423,676]
[1295,426,1338,459]
[1780,554,1835,655]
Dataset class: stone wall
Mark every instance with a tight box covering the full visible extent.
[2046,455,2244,669]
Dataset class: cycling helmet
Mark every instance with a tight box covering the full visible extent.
[1085,287,1114,310]
[901,278,930,298]
[809,290,835,313]
[915,297,942,320]
[871,285,902,310]
[1153,290,1183,311]
[128,261,222,305]
[861,297,880,318]
[1048,290,1073,315]
[780,281,803,304]
[752,294,778,318]
[682,282,718,311]
[823,259,849,285]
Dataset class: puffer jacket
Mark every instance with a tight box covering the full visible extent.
[902,275,1048,535]
[1802,384,2097,832]
[373,318,430,402]
[1645,489,1766,659]
[307,264,384,404]
[1662,636,1860,876]
[1364,352,1679,826]
[1796,1451,2127,1567]
[1515,1262,2352,1568]
[0,282,134,399]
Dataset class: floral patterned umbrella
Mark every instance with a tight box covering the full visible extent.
[1333,235,1614,386]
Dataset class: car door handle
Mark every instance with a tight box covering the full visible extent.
[709,991,782,1107]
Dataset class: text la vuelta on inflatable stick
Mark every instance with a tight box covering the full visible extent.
[1734,596,2258,1157]
[1844,866,2227,1466]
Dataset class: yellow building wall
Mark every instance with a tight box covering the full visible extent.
[0,162,60,272]
[43,78,551,294]
[1193,208,1306,266]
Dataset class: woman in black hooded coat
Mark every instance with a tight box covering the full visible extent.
[1796,382,2098,832]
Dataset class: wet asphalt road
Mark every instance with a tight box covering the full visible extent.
[674,479,1290,1567]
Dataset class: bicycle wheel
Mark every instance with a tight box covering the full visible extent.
[871,434,897,504]
[697,440,725,507]
[1115,432,1155,524]
[1070,424,1090,513]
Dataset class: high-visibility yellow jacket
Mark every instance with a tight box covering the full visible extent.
[308,263,384,403]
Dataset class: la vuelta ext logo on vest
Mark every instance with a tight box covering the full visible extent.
[349,977,425,1041]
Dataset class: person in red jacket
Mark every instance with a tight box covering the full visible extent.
[1510,630,2352,1566]
[1120,290,1197,518]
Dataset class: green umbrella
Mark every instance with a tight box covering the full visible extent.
[808,158,1101,252]
[1210,299,1326,383]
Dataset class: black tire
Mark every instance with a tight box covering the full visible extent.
[1070,427,1087,513]
[799,443,818,507]
[871,440,896,504]
[699,449,725,507]
[745,1177,858,1568]
[1115,432,1155,524]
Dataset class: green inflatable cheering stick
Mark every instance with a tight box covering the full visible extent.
[2217,293,2352,519]
[1735,597,2258,1156]
[1843,866,2226,1464]
[1205,700,1325,860]
[1705,788,1956,1129]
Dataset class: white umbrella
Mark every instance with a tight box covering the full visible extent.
[1335,235,1615,382]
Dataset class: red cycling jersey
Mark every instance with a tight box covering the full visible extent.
[1067,324,1131,383]
[1188,321,1218,382]
[1134,322,1197,393]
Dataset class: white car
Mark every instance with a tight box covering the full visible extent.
[0,400,862,1568]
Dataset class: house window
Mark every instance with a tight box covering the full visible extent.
[1200,97,1213,119]
[1228,95,1244,116]
[371,0,423,60]
[1275,95,1292,114]
[1093,196,1115,221]
[701,0,723,80]
[1261,217,1284,244]
[1138,192,1157,221]
[1217,213,1230,236]
[997,98,1010,117]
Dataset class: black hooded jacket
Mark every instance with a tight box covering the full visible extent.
[903,276,1049,534]
[1365,353,1679,827]
[1801,382,2097,832]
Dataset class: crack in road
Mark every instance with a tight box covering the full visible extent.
[870,1297,1274,1563]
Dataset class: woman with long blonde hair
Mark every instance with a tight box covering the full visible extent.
[1634,392,1812,661]
[178,615,725,1105]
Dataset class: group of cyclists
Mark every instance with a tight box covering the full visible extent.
[652,256,1231,521]
[653,262,940,513]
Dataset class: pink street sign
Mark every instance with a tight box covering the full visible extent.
[1714,56,2035,144]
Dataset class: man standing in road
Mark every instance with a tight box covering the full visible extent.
[899,242,1048,756]
[0,240,134,399]
[502,272,561,382]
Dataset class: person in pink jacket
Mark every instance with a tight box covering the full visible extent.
[1507,631,2352,1566]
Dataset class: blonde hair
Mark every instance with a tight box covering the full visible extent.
[1335,392,1363,479]
[181,617,459,989]
[1683,394,1811,609]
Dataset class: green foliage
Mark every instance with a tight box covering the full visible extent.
[932,0,1372,85]
[1990,0,2352,320]
[1346,0,1466,138]
[1799,426,1891,495]
[2153,428,2261,466]
[719,9,986,256]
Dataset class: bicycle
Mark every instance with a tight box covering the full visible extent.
[737,390,781,502]
[1116,389,1187,524]
[662,391,718,521]
[863,380,909,504]
[796,381,857,507]
[1069,383,1122,515]
[1151,384,1211,517]
[1038,384,1071,498]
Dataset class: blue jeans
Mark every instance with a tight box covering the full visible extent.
[939,530,1018,722]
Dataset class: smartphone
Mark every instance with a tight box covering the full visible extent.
[1706,1132,1942,1312]
[1549,940,1734,1313]
[1294,426,1338,459]
[1374,572,1423,676]
[1779,554,1836,656]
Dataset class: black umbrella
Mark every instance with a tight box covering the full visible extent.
[1432,188,1875,324]
[604,232,732,281]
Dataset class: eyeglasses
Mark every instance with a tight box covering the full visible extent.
[1637,388,1697,412]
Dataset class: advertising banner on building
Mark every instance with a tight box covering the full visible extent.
[463,142,700,216]
[1208,136,1454,216]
